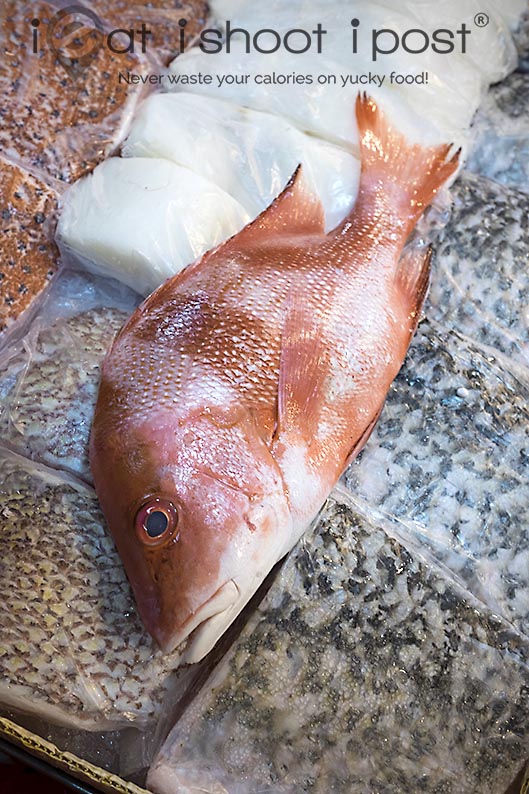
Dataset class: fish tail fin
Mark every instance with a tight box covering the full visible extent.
[354,92,460,234]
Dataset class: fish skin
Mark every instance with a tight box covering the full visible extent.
[0,304,130,482]
[0,443,183,731]
[90,94,459,660]
[147,490,529,794]
[429,171,529,372]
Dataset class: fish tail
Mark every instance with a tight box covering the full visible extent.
[354,92,460,234]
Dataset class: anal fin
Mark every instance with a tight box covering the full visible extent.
[343,405,384,470]
[396,244,432,337]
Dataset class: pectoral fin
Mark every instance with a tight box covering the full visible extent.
[274,297,328,444]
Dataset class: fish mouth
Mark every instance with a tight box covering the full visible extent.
[157,579,240,661]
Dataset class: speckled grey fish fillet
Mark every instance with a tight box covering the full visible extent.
[468,71,529,191]
[0,305,128,482]
[428,173,529,370]
[0,448,184,729]
[0,269,138,483]
[148,495,529,794]
[344,318,529,639]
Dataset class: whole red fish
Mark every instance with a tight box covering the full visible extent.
[90,94,459,663]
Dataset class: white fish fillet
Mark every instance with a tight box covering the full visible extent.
[122,92,359,231]
[58,0,524,294]
[168,0,522,147]
[57,158,250,296]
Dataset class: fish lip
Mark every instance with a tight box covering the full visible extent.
[156,579,240,656]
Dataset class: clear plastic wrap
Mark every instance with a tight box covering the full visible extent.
[0,0,207,185]
[0,157,60,337]
[148,492,529,794]
[122,92,359,231]
[344,318,529,636]
[0,0,206,335]
[167,45,471,149]
[0,1,149,185]
[0,271,193,731]
[167,0,523,147]
[58,0,524,296]
[56,157,251,296]
[468,72,529,192]
[0,270,139,481]
[427,172,529,369]
[0,446,185,730]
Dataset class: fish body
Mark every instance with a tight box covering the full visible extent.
[90,95,458,662]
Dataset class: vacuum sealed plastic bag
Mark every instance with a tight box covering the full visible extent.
[0,271,189,729]
[468,72,529,193]
[0,271,139,481]
[0,0,208,185]
[344,317,529,636]
[168,0,523,146]
[58,0,524,295]
[148,491,529,794]
[0,447,185,729]
[0,1,148,184]
[0,157,59,335]
[122,92,359,230]
[428,172,529,370]
[57,157,251,296]
[0,0,207,334]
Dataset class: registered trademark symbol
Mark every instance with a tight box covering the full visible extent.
[474,12,490,27]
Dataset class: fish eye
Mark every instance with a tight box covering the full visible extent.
[135,497,178,546]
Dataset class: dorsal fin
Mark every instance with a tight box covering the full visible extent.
[158,165,326,289]
[225,165,325,250]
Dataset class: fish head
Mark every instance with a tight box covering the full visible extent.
[90,396,291,663]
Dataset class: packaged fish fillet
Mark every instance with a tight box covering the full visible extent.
[167,0,523,146]
[0,447,185,730]
[0,268,192,731]
[122,92,359,230]
[468,72,529,193]
[0,1,148,184]
[0,269,139,481]
[428,172,529,369]
[0,157,59,336]
[59,0,524,294]
[344,317,529,636]
[148,489,529,794]
[0,0,206,333]
[58,93,361,291]
[57,157,251,296]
